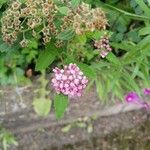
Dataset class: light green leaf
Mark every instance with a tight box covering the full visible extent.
[76,122,86,128]
[54,94,68,119]
[33,98,51,117]
[87,124,93,133]
[71,0,81,8]
[56,29,75,40]
[137,35,150,49]
[96,78,105,101]
[58,6,69,15]
[61,125,72,133]
[139,27,150,35]
[74,34,87,45]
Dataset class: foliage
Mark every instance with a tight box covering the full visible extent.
[33,71,52,117]
[0,0,150,119]
[0,126,18,150]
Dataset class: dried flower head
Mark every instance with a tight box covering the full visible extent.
[1,1,107,47]
[61,2,108,34]
[1,0,58,46]
[51,63,88,97]
[20,39,29,47]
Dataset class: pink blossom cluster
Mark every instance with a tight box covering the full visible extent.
[94,36,112,58]
[51,63,88,97]
[125,89,150,109]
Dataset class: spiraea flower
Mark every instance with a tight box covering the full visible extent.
[125,91,150,109]
[143,88,150,96]
[51,63,88,98]
[94,36,112,58]
[125,92,140,103]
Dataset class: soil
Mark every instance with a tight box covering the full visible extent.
[0,79,150,150]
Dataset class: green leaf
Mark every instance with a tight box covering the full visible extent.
[96,78,105,101]
[54,94,68,119]
[56,29,75,41]
[104,4,150,21]
[35,48,57,71]
[74,34,87,45]
[137,35,150,49]
[61,125,72,133]
[78,63,96,79]
[58,6,69,15]
[76,122,86,128]
[135,0,150,17]
[139,27,150,35]
[122,71,141,95]
[0,38,20,53]
[33,98,51,117]
[28,40,38,49]
[0,0,7,8]
[106,52,121,65]
[71,0,81,8]
[110,41,135,51]
[87,124,93,133]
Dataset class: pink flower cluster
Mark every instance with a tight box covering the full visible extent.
[94,36,112,58]
[125,89,150,109]
[51,63,88,97]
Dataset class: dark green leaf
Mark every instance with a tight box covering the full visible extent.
[78,63,96,79]
[54,94,68,119]
[0,38,20,53]
[35,47,57,71]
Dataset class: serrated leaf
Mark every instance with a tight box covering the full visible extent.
[33,99,51,117]
[35,47,57,71]
[71,0,81,8]
[78,63,96,79]
[56,29,75,40]
[58,6,69,15]
[54,94,68,119]
[0,38,20,53]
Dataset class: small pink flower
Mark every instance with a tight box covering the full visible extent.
[125,92,140,103]
[143,88,150,96]
[51,63,88,97]
[125,91,150,110]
